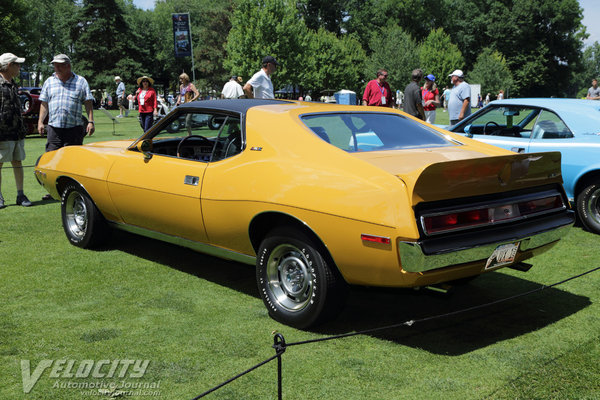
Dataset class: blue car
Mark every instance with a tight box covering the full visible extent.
[448,98,600,234]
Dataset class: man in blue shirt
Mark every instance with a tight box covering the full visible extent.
[447,69,471,126]
[38,54,95,151]
[115,76,126,117]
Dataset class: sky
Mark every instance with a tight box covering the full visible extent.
[132,0,155,10]
[132,0,600,46]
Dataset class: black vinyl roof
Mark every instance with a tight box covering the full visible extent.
[176,99,290,115]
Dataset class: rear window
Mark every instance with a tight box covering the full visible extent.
[301,112,456,152]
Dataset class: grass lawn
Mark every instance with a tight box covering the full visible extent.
[1,106,599,399]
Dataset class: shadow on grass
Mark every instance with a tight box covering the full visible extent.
[108,230,591,356]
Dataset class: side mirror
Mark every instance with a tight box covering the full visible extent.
[137,139,153,161]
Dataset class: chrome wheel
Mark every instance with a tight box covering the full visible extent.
[64,191,88,239]
[266,244,313,312]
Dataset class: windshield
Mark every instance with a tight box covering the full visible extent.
[301,112,456,152]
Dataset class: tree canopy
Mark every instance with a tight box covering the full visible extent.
[9,0,591,98]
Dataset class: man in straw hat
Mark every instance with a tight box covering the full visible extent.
[0,53,32,208]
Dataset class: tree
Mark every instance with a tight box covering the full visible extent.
[0,0,28,54]
[468,48,513,98]
[364,25,419,93]
[71,0,144,90]
[297,0,348,35]
[569,42,600,98]
[302,29,366,95]
[419,28,464,84]
[225,0,307,91]
[150,0,235,95]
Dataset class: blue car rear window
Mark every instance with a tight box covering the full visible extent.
[301,112,455,152]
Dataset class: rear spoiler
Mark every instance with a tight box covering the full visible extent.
[409,152,563,204]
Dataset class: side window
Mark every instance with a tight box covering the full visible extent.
[148,111,242,161]
[532,110,573,139]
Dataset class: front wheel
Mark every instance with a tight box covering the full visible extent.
[256,227,347,329]
[61,183,110,248]
[577,182,600,234]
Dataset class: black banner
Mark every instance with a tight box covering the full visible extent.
[172,13,192,58]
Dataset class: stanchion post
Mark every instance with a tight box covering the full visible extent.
[272,333,286,400]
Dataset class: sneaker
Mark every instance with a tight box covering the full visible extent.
[16,194,32,207]
[0,197,5,209]
[116,115,123,118]
[42,193,52,201]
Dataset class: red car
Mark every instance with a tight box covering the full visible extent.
[19,87,47,136]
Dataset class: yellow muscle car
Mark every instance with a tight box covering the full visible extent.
[35,100,574,328]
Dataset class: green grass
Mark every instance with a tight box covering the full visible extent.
[1,108,600,399]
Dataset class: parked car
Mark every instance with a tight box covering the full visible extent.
[35,100,574,328]
[18,86,47,135]
[447,98,600,234]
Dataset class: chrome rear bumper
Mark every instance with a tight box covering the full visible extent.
[398,212,574,273]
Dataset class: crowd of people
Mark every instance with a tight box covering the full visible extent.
[363,67,472,126]
[4,49,600,210]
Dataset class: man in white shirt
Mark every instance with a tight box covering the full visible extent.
[221,75,244,99]
[243,56,279,99]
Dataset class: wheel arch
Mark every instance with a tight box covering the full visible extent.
[574,169,600,199]
[56,176,87,199]
[248,211,345,281]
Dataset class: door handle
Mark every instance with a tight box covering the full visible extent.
[511,147,525,153]
[184,175,199,186]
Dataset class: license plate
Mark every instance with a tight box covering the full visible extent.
[485,242,520,270]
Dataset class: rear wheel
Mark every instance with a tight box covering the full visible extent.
[61,183,110,248]
[577,181,600,234]
[256,227,347,329]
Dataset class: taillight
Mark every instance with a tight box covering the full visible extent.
[421,194,565,235]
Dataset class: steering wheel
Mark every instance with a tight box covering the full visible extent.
[177,135,209,158]
[484,121,500,135]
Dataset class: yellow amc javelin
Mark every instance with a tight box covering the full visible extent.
[35,99,574,328]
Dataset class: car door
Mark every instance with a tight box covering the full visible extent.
[106,110,230,243]
[454,105,539,153]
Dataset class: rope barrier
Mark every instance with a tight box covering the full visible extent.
[1,164,36,169]
[190,265,600,399]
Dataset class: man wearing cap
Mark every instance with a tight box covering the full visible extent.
[362,69,392,107]
[38,54,94,153]
[0,53,32,208]
[115,76,126,117]
[243,56,279,99]
[448,69,471,126]
[221,75,244,99]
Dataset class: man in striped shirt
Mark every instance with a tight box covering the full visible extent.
[38,54,95,152]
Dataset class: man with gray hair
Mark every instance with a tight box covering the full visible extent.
[115,76,126,117]
[0,53,32,208]
[403,69,425,120]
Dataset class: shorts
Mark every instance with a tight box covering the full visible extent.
[0,140,26,162]
[118,97,125,107]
